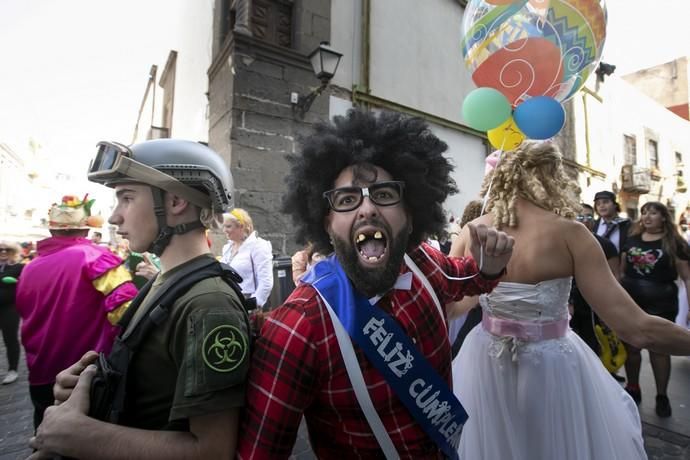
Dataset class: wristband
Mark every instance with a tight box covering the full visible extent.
[479,267,507,280]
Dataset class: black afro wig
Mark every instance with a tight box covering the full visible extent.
[282,109,457,253]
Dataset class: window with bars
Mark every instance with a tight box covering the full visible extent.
[623,134,637,165]
[648,139,659,169]
[251,0,293,48]
[216,0,293,52]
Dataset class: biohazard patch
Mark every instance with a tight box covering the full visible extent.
[202,325,248,372]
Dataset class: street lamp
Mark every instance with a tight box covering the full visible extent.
[595,62,616,82]
[292,42,343,118]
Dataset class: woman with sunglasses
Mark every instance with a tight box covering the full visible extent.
[0,241,23,385]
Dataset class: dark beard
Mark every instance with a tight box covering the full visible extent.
[331,226,409,298]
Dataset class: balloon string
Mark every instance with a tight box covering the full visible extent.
[458,136,508,279]
[480,135,507,217]
[419,245,481,281]
[440,131,509,280]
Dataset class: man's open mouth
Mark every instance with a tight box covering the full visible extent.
[354,229,388,264]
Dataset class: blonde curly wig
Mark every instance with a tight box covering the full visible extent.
[480,141,581,229]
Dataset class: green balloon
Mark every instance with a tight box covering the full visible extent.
[1,276,18,285]
[462,87,512,132]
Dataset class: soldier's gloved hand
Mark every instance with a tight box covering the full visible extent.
[53,350,98,405]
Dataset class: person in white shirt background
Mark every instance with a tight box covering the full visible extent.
[221,208,274,309]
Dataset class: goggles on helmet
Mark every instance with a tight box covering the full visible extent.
[88,141,212,209]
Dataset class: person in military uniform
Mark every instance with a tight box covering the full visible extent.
[29,139,250,459]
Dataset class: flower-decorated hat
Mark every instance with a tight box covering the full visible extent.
[48,194,105,230]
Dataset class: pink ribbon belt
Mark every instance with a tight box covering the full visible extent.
[482,314,569,342]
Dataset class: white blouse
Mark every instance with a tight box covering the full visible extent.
[221,232,274,307]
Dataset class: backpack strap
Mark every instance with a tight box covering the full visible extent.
[94,257,249,424]
[121,258,245,351]
[118,257,214,342]
[117,277,156,331]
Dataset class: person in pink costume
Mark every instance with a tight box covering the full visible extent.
[16,194,137,429]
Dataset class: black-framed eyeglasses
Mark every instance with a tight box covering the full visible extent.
[576,215,594,222]
[0,248,12,252]
[323,181,405,212]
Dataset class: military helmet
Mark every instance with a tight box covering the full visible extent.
[88,139,233,212]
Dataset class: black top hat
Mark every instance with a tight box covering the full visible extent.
[594,191,617,203]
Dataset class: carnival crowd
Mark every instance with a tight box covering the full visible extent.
[2,110,690,459]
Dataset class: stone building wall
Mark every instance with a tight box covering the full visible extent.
[208,0,332,256]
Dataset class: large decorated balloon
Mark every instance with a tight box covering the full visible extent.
[461,0,607,107]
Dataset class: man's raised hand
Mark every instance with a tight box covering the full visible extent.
[467,223,514,278]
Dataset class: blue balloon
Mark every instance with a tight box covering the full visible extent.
[513,96,565,140]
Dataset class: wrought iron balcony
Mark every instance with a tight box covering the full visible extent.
[621,164,651,194]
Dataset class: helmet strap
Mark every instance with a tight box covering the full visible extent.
[148,187,172,256]
[146,187,205,256]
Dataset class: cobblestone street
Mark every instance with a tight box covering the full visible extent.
[0,347,32,460]
[1,342,688,459]
[635,353,690,459]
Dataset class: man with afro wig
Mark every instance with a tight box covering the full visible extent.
[238,109,513,459]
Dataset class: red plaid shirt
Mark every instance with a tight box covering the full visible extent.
[238,244,499,459]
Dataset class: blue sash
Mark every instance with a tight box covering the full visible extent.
[303,255,466,459]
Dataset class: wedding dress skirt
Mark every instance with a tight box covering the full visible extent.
[452,278,646,460]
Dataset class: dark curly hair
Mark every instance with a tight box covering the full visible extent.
[282,109,457,253]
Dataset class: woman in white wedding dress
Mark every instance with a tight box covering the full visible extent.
[449,141,690,460]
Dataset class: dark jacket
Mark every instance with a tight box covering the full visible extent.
[592,217,632,253]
